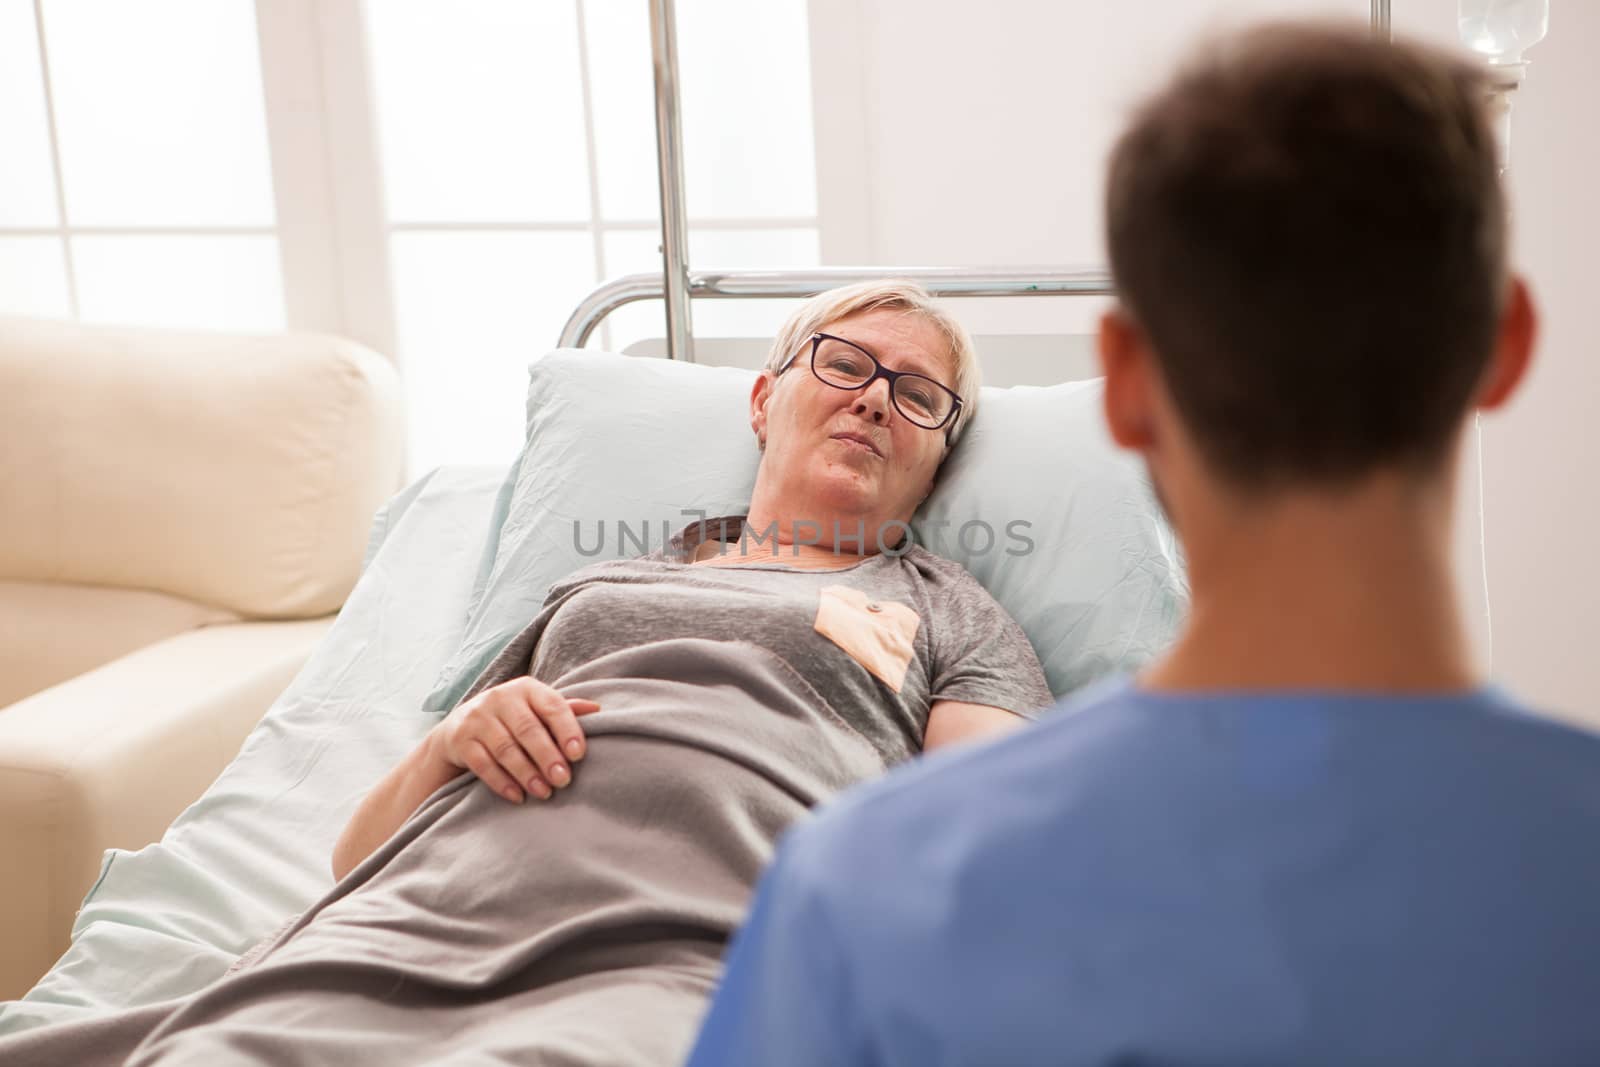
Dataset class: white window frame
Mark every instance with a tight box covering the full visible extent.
[5,0,892,351]
[256,0,845,364]
[806,0,875,265]
[255,0,397,360]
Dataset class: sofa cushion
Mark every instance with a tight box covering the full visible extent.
[0,317,405,618]
[0,615,335,999]
[0,580,238,709]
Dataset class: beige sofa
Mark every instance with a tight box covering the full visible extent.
[0,316,405,999]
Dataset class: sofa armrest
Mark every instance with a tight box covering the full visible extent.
[0,616,334,1000]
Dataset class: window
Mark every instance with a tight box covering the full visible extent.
[366,0,822,469]
[4,0,822,474]
[0,0,283,330]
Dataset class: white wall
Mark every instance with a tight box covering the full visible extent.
[1449,3,1600,724]
[810,0,1598,720]
[1389,0,1600,725]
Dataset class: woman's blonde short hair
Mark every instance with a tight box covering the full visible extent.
[764,280,980,447]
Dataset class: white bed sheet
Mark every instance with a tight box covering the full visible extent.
[0,464,507,1036]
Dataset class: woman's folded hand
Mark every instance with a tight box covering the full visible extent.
[430,678,602,803]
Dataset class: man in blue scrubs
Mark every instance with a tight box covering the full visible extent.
[686,21,1600,1066]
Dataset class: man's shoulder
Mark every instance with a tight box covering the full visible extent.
[779,681,1600,1032]
[794,680,1600,891]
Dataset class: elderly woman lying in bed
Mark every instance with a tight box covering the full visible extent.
[0,281,1051,1067]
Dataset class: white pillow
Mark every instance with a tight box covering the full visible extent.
[914,379,1189,694]
[422,349,1187,713]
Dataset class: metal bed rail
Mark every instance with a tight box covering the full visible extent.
[557,266,1114,351]
[627,0,1388,360]
[647,0,693,362]
[1371,0,1391,41]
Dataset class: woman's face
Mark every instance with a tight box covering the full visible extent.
[750,307,957,534]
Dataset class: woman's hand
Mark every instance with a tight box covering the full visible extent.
[428,678,602,804]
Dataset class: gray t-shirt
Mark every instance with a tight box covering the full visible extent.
[523,514,1054,767]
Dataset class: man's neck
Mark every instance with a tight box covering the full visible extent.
[1142,478,1479,695]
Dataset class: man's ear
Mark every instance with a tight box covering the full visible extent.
[1097,307,1158,451]
[1476,274,1538,412]
[750,371,776,448]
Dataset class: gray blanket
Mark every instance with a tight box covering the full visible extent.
[0,526,1050,1066]
[0,640,886,1067]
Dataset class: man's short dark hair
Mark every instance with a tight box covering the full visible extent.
[1105,21,1506,489]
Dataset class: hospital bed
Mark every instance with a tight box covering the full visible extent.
[4,263,1508,1044]
[0,266,1492,1037]
[1,0,1492,1038]
[0,263,1193,1036]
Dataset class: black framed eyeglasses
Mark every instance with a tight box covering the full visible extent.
[778,332,964,437]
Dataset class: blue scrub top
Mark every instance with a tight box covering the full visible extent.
[686,677,1600,1066]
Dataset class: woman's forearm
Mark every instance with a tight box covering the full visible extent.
[331,726,461,882]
